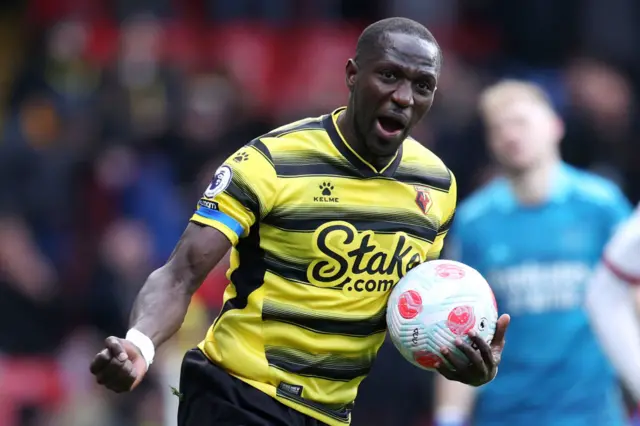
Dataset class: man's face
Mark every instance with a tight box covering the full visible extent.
[483,99,563,172]
[346,32,440,157]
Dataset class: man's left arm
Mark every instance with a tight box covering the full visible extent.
[427,170,510,389]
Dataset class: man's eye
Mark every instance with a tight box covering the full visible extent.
[380,71,396,81]
[416,81,433,92]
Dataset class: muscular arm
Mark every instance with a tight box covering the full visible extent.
[90,223,231,392]
[129,223,231,348]
[92,143,274,393]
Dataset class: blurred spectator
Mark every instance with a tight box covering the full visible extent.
[170,67,268,192]
[88,219,154,336]
[0,92,82,347]
[581,0,639,78]
[86,143,186,266]
[10,19,101,121]
[563,58,640,201]
[0,92,78,425]
[99,13,181,141]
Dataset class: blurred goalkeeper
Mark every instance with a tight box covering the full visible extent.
[434,80,633,426]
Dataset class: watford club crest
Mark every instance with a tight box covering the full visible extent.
[414,187,432,215]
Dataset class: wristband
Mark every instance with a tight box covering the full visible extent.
[125,328,155,369]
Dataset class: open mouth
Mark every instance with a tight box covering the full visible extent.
[377,116,406,135]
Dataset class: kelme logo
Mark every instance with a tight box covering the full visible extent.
[314,182,339,203]
[307,221,424,296]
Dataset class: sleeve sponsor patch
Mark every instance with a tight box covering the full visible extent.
[204,165,233,199]
[198,199,219,210]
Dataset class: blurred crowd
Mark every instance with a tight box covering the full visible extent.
[2,0,640,425]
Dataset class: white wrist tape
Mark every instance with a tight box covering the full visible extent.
[125,329,155,369]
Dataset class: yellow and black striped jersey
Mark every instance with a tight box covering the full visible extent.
[190,107,457,426]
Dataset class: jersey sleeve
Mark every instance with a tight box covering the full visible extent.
[602,204,640,285]
[427,171,457,260]
[190,141,278,246]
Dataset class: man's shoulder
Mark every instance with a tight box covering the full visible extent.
[255,114,331,154]
[563,166,627,209]
[401,137,449,171]
[398,138,454,192]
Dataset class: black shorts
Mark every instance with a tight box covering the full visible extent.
[178,348,328,426]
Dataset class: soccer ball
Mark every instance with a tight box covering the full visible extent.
[386,259,498,371]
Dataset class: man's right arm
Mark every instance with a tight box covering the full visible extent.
[90,223,231,393]
[129,223,230,349]
[90,141,279,393]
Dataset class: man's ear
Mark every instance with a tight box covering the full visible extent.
[345,59,358,92]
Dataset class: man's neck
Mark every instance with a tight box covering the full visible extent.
[336,108,395,170]
[507,159,561,206]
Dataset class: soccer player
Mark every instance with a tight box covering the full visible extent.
[586,204,640,404]
[89,18,510,426]
[434,80,633,426]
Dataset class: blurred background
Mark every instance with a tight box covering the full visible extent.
[1,0,640,425]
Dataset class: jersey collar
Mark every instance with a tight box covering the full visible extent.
[322,107,403,178]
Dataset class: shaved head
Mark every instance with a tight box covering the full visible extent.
[355,17,442,69]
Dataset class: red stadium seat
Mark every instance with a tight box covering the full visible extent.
[84,20,119,66]
[162,21,204,69]
[0,357,65,426]
[205,24,279,114]
[272,24,360,116]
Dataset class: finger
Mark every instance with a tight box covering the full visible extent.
[455,337,487,375]
[491,314,511,347]
[469,331,494,367]
[101,374,134,393]
[105,336,128,362]
[102,356,132,381]
[95,361,121,386]
[103,369,136,393]
[90,349,112,375]
[96,359,136,391]
[439,344,469,372]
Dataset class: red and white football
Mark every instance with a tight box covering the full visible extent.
[386,260,498,371]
